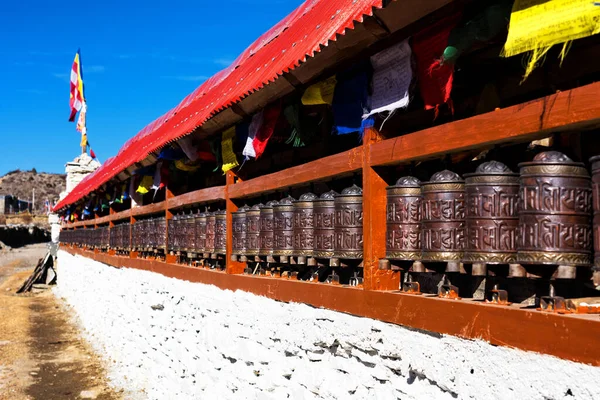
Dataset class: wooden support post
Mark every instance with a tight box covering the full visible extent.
[362,126,400,291]
[226,171,245,274]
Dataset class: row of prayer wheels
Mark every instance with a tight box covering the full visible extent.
[382,151,599,279]
[132,217,167,251]
[60,226,109,248]
[231,184,364,266]
[109,222,130,250]
[167,210,227,258]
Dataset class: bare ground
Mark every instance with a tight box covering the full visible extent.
[0,244,121,400]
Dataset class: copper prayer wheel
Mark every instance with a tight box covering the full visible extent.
[464,161,519,274]
[168,216,176,252]
[184,211,196,253]
[259,200,278,258]
[421,170,466,269]
[232,205,250,257]
[195,211,207,254]
[293,193,318,264]
[334,184,363,260]
[386,176,422,261]
[517,151,592,274]
[273,195,295,262]
[205,211,217,254]
[156,216,166,250]
[314,190,338,259]
[214,210,226,255]
[591,155,600,269]
[246,204,262,257]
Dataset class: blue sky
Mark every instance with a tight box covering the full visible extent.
[0,0,302,176]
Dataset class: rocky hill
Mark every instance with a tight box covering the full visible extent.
[0,169,65,212]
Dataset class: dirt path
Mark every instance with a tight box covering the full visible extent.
[0,245,121,400]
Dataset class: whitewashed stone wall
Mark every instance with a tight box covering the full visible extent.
[59,153,100,201]
[55,251,600,400]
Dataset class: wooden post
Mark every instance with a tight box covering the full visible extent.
[226,170,245,274]
[362,126,400,291]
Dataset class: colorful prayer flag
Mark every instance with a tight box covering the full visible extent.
[69,49,85,122]
[502,0,600,80]
[301,76,337,105]
[221,127,239,173]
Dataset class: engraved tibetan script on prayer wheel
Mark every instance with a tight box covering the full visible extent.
[314,190,338,259]
[386,177,422,261]
[195,212,207,254]
[518,151,592,266]
[214,210,226,255]
[168,216,176,252]
[421,170,465,262]
[156,216,166,250]
[293,193,317,258]
[590,156,600,267]
[464,161,519,264]
[205,212,217,254]
[246,204,262,256]
[232,205,250,256]
[184,212,196,252]
[273,196,295,258]
[259,200,278,256]
[334,184,363,260]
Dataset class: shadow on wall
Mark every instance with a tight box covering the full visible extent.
[0,225,50,248]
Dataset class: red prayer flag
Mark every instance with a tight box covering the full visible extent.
[412,14,461,113]
[253,101,282,158]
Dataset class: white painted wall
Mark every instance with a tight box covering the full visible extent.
[55,250,600,400]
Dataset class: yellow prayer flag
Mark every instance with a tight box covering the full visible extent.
[502,0,600,80]
[80,133,88,149]
[301,75,337,105]
[136,175,153,195]
[221,126,239,173]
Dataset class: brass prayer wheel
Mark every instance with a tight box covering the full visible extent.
[293,193,318,263]
[205,211,216,255]
[156,216,166,250]
[232,205,250,256]
[273,195,295,261]
[334,184,363,260]
[184,211,196,253]
[591,155,600,268]
[386,176,422,261]
[246,204,262,257]
[195,211,207,254]
[421,170,466,266]
[517,151,592,270]
[314,190,338,259]
[259,200,278,257]
[214,210,226,255]
[464,161,519,267]
[168,216,176,252]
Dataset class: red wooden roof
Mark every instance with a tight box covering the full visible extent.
[55,0,384,211]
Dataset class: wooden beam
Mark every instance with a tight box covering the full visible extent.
[131,200,167,217]
[369,82,600,167]
[228,147,364,199]
[167,186,226,210]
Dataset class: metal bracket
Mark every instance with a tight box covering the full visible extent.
[402,281,422,295]
[485,285,511,306]
[349,272,363,288]
[438,284,460,300]
[539,296,568,313]
[326,271,340,285]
